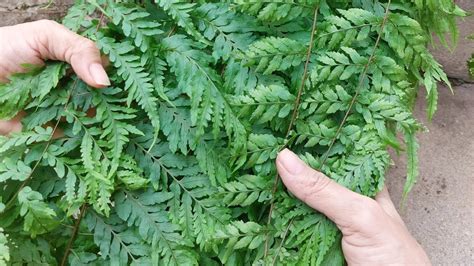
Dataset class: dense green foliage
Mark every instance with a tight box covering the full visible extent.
[0,0,464,265]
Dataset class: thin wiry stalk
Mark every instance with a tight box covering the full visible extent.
[264,6,320,259]
[272,219,293,266]
[60,204,88,266]
[320,0,393,168]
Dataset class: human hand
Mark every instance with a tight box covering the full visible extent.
[0,20,109,135]
[276,149,431,265]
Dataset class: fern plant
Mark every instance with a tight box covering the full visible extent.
[0,0,465,265]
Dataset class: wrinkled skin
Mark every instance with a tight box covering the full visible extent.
[276,149,431,265]
[0,20,109,135]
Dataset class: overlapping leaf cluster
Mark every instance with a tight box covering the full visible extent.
[0,0,463,265]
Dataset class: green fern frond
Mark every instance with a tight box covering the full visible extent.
[218,175,272,207]
[230,84,295,124]
[85,212,150,264]
[108,3,163,52]
[115,189,198,265]
[163,35,246,145]
[0,126,53,154]
[197,3,257,60]
[402,128,419,200]
[243,37,307,74]
[244,134,283,175]
[155,0,206,43]
[0,158,31,182]
[18,187,59,238]
[0,228,9,265]
[215,221,266,263]
[232,0,318,23]
[62,2,96,31]
[410,0,466,46]
[92,88,143,173]
[0,70,38,120]
[0,1,463,264]
[117,154,149,190]
[159,104,196,155]
[97,37,161,131]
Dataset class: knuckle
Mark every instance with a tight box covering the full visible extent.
[352,198,380,224]
[36,19,59,28]
[300,170,331,202]
[76,38,98,54]
[67,38,97,63]
[80,38,96,49]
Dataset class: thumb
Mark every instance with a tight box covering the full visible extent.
[30,20,110,88]
[276,149,374,228]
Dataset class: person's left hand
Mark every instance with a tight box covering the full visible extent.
[0,19,110,135]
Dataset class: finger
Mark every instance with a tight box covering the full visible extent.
[0,112,24,135]
[0,121,21,135]
[375,186,404,224]
[30,20,110,88]
[276,149,374,228]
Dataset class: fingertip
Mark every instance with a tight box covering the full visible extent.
[276,149,366,228]
[276,148,306,176]
[0,120,22,135]
[88,63,110,88]
[276,149,305,198]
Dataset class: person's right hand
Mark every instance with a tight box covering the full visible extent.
[276,149,431,265]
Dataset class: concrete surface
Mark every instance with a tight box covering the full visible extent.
[387,2,474,264]
[386,83,474,265]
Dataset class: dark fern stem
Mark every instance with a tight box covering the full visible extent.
[264,6,320,259]
[320,0,393,167]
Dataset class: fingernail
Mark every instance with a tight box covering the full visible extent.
[278,149,305,175]
[89,63,110,86]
